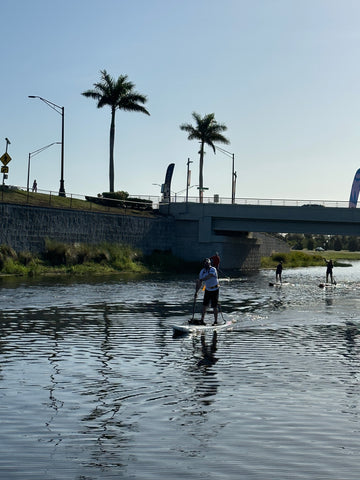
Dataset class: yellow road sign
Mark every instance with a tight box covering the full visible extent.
[0,152,11,166]
[1,166,8,173]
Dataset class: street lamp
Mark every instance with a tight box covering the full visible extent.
[186,157,193,203]
[215,146,236,204]
[28,95,65,197]
[27,142,61,192]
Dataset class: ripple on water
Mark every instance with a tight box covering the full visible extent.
[1,268,360,479]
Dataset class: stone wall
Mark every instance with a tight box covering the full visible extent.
[0,203,174,254]
[253,232,290,256]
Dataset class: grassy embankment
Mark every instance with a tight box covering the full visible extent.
[0,241,195,277]
[261,250,360,269]
[0,187,155,217]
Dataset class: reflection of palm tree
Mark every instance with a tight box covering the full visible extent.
[82,70,150,192]
[180,112,229,202]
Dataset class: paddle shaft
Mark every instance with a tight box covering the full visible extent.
[191,291,198,320]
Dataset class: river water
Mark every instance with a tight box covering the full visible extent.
[0,262,360,480]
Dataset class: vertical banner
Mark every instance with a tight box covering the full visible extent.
[349,168,360,208]
[162,163,175,202]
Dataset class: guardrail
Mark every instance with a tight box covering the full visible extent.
[165,195,350,208]
[0,185,351,211]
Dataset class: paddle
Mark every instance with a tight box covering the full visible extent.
[218,303,226,324]
[189,279,202,323]
[190,291,197,322]
[218,268,230,282]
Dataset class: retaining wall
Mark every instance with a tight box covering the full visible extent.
[0,203,173,254]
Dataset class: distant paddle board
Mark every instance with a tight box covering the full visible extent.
[269,282,289,287]
[318,282,337,289]
[172,319,235,335]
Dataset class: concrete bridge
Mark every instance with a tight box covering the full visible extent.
[158,201,360,270]
[159,201,360,236]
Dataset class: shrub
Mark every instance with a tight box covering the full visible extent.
[44,239,67,265]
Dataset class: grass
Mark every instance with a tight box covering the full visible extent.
[0,241,196,277]
[261,249,360,269]
[0,187,155,217]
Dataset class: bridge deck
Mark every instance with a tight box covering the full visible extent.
[159,202,360,236]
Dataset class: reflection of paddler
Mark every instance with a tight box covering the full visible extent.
[198,331,218,366]
[276,261,283,283]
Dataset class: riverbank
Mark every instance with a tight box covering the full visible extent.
[1,240,359,278]
[0,241,197,278]
[261,250,360,269]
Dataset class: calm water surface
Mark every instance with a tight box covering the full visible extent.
[1,263,360,479]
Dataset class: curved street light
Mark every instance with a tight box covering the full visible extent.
[28,96,66,197]
[215,146,236,204]
[27,142,61,192]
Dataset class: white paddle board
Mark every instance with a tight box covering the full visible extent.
[172,319,235,335]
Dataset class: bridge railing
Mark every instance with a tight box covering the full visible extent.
[164,195,350,208]
[0,185,351,211]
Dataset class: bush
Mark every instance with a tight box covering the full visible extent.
[102,191,129,200]
[43,239,67,265]
[261,251,325,269]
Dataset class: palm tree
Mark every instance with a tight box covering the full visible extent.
[82,70,150,192]
[180,112,229,202]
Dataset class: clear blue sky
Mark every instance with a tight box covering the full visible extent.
[1,0,360,202]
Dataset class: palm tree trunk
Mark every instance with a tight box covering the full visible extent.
[199,141,204,203]
[109,108,116,192]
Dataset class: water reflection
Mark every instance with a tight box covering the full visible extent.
[0,264,360,479]
[197,332,218,368]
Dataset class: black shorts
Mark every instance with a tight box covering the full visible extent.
[203,289,219,308]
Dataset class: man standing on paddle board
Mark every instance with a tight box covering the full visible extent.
[325,259,334,284]
[196,258,219,325]
[210,252,220,269]
[276,261,283,283]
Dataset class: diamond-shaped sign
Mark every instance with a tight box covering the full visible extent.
[0,152,11,166]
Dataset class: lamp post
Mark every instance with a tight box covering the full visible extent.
[28,96,65,197]
[27,142,61,192]
[186,157,193,203]
[215,146,236,204]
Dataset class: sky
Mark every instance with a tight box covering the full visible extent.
[1,0,360,203]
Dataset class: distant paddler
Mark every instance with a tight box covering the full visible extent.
[324,258,335,284]
[276,260,283,283]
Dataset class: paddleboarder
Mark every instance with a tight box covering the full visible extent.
[325,259,334,284]
[210,252,220,269]
[276,261,283,283]
[196,258,220,326]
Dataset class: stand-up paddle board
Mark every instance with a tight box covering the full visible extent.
[318,282,337,288]
[172,319,235,335]
[269,281,289,287]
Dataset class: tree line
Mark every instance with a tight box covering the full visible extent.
[285,233,360,251]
